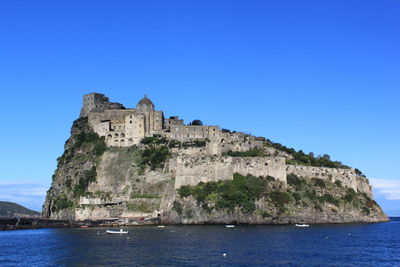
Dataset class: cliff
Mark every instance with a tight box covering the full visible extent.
[42,117,388,224]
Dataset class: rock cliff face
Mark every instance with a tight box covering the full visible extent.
[43,118,389,224]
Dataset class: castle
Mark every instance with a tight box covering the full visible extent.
[82,93,264,155]
[42,92,384,222]
[80,92,372,198]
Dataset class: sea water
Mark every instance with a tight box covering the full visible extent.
[1,219,399,266]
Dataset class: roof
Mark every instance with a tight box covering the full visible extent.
[137,94,154,107]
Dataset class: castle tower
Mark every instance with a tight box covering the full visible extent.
[136,95,164,136]
[80,92,125,117]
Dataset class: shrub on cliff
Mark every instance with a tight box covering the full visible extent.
[141,136,168,146]
[51,194,74,213]
[335,180,342,187]
[138,145,170,171]
[343,188,357,202]
[269,191,294,210]
[178,185,193,198]
[312,178,326,188]
[73,166,97,197]
[287,173,306,187]
[318,193,340,206]
[74,132,107,156]
[268,140,351,169]
[182,140,207,148]
[176,173,268,213]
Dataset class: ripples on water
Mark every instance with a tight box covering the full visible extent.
[1,219,400,266]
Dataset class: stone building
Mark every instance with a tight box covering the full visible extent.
[83,93,225,147]
[80,93,125,117]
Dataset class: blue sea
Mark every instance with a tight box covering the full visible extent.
[1,219,399,266]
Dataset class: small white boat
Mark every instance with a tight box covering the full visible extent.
[225,225,235,228]
[295,224,309,228]
[158,225,165,228]
[106,229,129,234]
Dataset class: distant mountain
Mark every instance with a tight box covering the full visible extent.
[0,201,40,218]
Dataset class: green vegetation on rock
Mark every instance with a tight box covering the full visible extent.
[141,135,207,149]
[137,145,170,171]
[178,173,268,213]
[267,140,351,169]
[223,148,268,157]
[51,194,74,213]
[74,132,107,156]
[73,166,97,197]
[141,136,169,146]
[48,117,105,215]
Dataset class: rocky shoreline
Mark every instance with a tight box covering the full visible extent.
[1,216,390,231]
[0,217,161,231]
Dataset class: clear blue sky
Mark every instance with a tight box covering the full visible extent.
[0,0,399,214]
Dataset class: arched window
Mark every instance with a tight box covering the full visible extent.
[115,133,119,138]
[107,134,112,138]
[121,133,125,138]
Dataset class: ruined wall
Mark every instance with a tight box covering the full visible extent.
[173,156,286,189]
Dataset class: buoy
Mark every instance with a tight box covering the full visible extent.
[223,253,227,257]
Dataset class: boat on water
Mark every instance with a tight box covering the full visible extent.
[158,225,165,228]
[106,229,129,234]
[225,225,235,228]
[295,224,310,227]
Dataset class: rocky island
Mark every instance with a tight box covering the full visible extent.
[43,93,388,224]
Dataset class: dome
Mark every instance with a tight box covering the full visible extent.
[136,94,154,111]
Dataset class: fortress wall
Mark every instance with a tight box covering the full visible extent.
[356,176,373,199]
[174,156,286,189]
[174,156,233,189]
[286,165,358,191]
[232,157,287,184]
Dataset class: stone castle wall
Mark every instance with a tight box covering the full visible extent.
[173,159,373,199]
[286,165,373,198]
[173,156,287,189]
[286,165,358,190]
